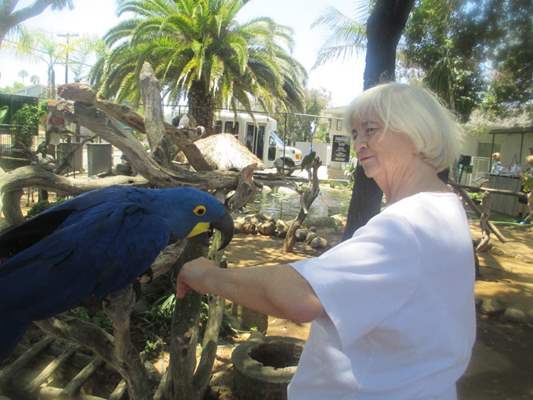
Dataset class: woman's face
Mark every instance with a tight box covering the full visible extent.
[351,115,418,182]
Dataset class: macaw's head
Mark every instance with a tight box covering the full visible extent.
[169,188,234,250]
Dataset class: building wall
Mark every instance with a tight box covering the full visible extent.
[463,132,533,168]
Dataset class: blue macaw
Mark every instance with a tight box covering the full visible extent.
[0,186,233,360]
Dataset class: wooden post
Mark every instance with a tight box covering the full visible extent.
[284,157,321,252]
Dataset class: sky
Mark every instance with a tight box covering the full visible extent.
[0,0,366,107]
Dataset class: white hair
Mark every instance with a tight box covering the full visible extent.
[344,82,463,172]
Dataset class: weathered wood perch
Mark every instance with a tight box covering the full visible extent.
[451,183,507,243]
[0,62,260,400]
[284,157,322,252]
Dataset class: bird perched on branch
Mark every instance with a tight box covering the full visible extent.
[0,186,233,360]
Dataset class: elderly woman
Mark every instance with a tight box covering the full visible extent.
[177,83,475,400]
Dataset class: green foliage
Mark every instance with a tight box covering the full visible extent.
[91,0,307,125]
[26,199,66,218]
[467,191,483,204]
[68,307,113,333]
[279,88,331,143]
[0,82,25,94]
[480,0,532,114]
[522,173,533,193]
[401,0,532,120]
[0,106,8,123]
[401,0,486,120]
[311,5,367,68]
[464,107,532,136]
[139,293,176,334]
[11,103,45,151]
[142,336,165,359]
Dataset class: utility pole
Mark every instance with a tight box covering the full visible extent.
[57,32,79,84]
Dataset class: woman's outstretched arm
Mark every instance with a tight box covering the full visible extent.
[176,257,325,323]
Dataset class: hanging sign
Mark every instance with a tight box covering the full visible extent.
[331,135,351,162]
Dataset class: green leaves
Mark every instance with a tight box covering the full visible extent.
[0,106,8,124]
[91,0,306,117]
[11,103,45,151]
[312,5,367,69]
[402,0,532,120]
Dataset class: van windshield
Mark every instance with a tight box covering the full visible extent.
[271,131,285,147]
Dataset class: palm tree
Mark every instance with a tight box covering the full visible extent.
[312,4,367,69]
[91,0,307,132]
[13,29,65,98]
[69,36,105,82]
[18,69,29,84]
[30,75,40,85]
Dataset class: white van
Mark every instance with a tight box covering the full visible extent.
[214,110,302,172]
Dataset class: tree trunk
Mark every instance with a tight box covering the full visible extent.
[48,65,56,99]
[343,0,415,240]
[188,80,215,135]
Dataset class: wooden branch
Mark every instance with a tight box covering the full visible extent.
[5,0,57,28]
[61,357,105,397]
[0,165,147,228]
[192,235,226,395]
[57,83,96,105]
[1,189,24,227]
[163,238,208,400]
[34,318,116,366]
[25,344,79,394]
[0,165,147,195]
[57,84,212,172]
[284,157,322,252]
[39,387,106,400]
[108,380,128,400]
[453,185,507,243]
[476,192,492,252]
[167,292,202,400]
[139,62,169,165]
[138,240,188,285]
[0,337,53,387]
[54,101,238,189]
[103,286,152,400]
[227,163,259,210]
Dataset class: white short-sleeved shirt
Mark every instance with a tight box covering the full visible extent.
[288,192,476,400]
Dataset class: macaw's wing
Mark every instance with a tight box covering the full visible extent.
[0,202,170,322]
[0,208,74,258]
[0,186,138,259]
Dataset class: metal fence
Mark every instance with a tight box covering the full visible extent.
[0,132,13,155]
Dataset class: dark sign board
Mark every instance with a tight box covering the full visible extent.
[331,135,351,162]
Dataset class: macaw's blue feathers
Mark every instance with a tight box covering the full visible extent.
[0,185,233,360]
[0,209,73,258]
[0,317,28,361]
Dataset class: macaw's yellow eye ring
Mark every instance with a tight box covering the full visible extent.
[193,205,207,216]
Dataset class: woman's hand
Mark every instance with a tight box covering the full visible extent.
[176,256,217,299]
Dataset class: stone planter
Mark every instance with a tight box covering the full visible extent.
[231,336,304,400]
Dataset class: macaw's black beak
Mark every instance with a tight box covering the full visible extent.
[211,210,234,250]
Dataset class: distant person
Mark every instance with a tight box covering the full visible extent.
[491,152,505,175]
[177,83,475,400]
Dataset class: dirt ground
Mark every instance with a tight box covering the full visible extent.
[218,222,533,400]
